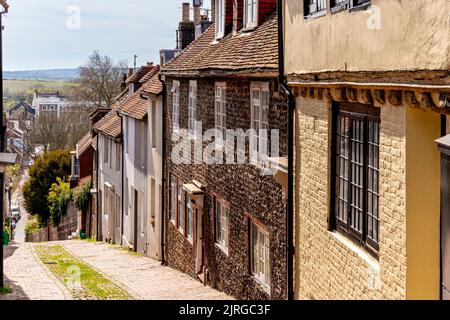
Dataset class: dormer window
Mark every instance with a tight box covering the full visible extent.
[244,0,258,29]
[216,0,225,39]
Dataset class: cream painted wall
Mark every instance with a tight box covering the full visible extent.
[405,107,441,300]
[284,0,450,74]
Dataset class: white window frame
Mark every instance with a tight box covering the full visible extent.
[116,142,121,172]
[215,0,226,39]
[250,222,271,291]
[104,136,109,164]
[188,80,197,137]
[186,193,193,241]
[215,82,227,145]
[172,81,180,132]
[250,82,270,165]
[170,175,176,223]
[215,198,229,254]
[244,0,258,29]
[140,121,146,168]
[177,181,184,233]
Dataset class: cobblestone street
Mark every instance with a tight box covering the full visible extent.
[2,240,231,300]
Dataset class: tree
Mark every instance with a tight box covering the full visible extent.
[22,150,71,224]
[74,50,127,109]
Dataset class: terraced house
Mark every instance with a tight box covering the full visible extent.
[118,64,164,259]
[161,0,289,300]
[281,0,450,299]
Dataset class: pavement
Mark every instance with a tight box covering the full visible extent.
[1,170,231,300]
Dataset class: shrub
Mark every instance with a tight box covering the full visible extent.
[48,178,72,226]
[22,149,71,225]
[74,181,92,212]
[24,216,42,234]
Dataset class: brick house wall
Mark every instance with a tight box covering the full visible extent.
[164,76,288,300]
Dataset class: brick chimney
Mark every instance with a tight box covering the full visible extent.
[194,4,201,23]
[182,2,190,22]
[233,0,243,34]
[211,0,215,22]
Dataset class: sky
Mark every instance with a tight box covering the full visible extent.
[3,0,211,71]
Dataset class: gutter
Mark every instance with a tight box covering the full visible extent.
[277,0,295,301]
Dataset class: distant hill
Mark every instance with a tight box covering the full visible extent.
[3,68,80,81]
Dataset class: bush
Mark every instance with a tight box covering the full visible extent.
[22,149,71,225]
[24,216,42,234]
[48,178,72,226]
[74,181,92,212]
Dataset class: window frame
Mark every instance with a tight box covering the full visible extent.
[243,0,258,30]
[104,136,109,164]
[215,0,226,39]
[250,82,270,165]
[140,121,146,169]
[116,142,121,172]
[177,179,184,233]
[186,192,194,241]
[303,0,327,18]
[215,197,229,254]
[172,81,180,132]
[170,174,177,224]
[331,101,380,256]
[250,221,271,291]
[215,82,227,145]
[188,80,197,137]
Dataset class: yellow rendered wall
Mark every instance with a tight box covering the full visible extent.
[405,107,441,300]
[283,0,450,75]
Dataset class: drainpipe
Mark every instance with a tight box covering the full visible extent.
[119,112,125,245]
[95,134,100,241]
[277,0,295,301]
[159,75,167,265]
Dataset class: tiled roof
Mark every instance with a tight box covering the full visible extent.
[92,103,121,138]
[161,14,278,75]
[76,132,93,157]
[118,66,162,119]
[141,73,163,96]
[139,65,160,83]
[126,65,154,83]
[118,89,148,120]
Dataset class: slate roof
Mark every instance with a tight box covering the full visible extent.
[161,14,278,75]
[8,101,36,117]
[76,132,93,157]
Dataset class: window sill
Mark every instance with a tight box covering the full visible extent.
[331,4,348,14]
[170,219,176,226]
[187,236,194,245]
[251,275,271,296]
[329,231,379,271]
[304,10,327,20]
[241,25,257,33]
[215,243,229,256]
[178,227,184,236]
[349,2,372,13]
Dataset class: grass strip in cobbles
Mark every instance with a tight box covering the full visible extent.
[34,244,132,300]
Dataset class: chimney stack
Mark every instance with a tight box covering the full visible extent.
[194,4,201,23]
[211,0,215,22]
[182,2,190,22]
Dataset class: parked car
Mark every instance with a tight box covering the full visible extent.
[10,204,21,221]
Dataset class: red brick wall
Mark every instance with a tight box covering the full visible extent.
[258,0,277,26]
[79,148,93,180]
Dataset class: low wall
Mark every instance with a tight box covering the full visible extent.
[25,201,79,242]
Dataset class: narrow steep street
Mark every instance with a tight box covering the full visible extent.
[1,173,231,300]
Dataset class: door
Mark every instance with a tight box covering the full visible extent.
[133,189,138,252]
[98,189,103,241]
[115,193,121,244]
[195,207,205,279]
[136,191,147,254]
